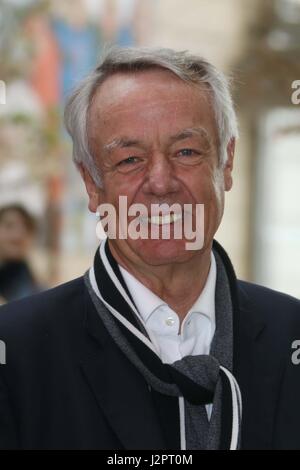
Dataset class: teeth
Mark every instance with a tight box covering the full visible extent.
[145,213,182,225]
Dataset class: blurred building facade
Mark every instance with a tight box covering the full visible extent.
[0,0,299,297]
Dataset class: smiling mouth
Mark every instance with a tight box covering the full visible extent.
[139,213,183,225]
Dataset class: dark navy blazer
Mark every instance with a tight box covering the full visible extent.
[0,242,300,449]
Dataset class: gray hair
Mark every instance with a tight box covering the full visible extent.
[64,46,238,187]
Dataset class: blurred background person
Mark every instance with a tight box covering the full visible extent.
[0,204,42,303]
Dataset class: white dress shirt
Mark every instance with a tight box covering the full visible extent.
[119,252,217,364]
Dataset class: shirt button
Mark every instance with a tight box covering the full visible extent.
[165,316,175,326]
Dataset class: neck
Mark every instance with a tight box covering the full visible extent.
[108,240,212,322]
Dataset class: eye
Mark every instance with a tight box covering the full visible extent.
[174,148,205,166]
[115,156,145,174]
[117,156,140,166]
[178,148,199,157]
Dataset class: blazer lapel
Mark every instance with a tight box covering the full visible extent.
[80,288,166,450]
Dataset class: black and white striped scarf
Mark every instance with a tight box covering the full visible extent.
[85,238,242,450]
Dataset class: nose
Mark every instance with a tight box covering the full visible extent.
[142,152,180,197]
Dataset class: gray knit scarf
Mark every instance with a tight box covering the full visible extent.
[84,239,242,450]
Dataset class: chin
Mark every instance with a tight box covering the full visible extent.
[130,238,197,266]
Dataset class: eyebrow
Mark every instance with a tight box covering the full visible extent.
[103,138,141,152]
[103,127,211,153]
[169,127,211,144]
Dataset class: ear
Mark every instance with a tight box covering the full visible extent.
[223,138,235,192]
[78,164,102,213]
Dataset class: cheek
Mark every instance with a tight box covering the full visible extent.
[212,169,226,212]
[185,169,219,204]
[188,169,224,224]
[206,172,225,232]
[102,172,142,205]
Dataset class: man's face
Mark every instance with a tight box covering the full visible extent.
[85,69,234,266]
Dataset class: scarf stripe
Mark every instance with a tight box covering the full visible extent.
[179,397,186,450]
[220,366,239,449]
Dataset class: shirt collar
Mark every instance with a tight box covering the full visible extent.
[119,265,166,323]
[119,252,216,326]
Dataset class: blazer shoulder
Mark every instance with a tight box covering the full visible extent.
[0,276,86,336]
[237,279,300,327]
[238,279,300,306]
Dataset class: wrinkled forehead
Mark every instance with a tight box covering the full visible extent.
[86,71,218,156]
[88,68,214,120]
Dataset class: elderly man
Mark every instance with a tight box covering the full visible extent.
[0,47,299,450]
